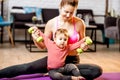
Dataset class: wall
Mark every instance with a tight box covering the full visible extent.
[109,0,120,15]
[8,0,105,15]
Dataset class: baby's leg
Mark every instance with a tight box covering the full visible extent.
[49,69,71,80]
[64,63,80,76]
[64,63,86,80]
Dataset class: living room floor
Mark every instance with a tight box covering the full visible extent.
[0,42,120,73]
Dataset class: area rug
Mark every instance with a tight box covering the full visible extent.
[0,72,120,80]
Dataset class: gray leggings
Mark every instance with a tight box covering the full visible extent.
[49,63,81,80]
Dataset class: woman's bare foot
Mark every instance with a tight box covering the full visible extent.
[72,76,86,80]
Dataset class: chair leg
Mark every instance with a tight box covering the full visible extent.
[6,26,14,47]
[12,25,15,44]
[105,38,109,48]
[0,27,3,43]
[119,41,120,51]
[118,37,120,51]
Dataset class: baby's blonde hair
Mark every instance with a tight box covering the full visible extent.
[54,28,69,38]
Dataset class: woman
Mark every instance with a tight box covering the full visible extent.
[33,0,102,80]
[0,0,102,80]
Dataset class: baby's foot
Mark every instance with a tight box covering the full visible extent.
[72,76,86,80]
[78,76,86,80]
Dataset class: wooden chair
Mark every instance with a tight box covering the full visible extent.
[0,16,14,47]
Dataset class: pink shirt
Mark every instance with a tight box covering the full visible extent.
[38,30,84,70]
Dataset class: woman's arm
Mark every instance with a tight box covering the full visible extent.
[76,17,88,51]
[44,20,53,39]
[77,18,86,40]
[32,19,54,49]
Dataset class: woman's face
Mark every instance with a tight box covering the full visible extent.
[60,4,76,21]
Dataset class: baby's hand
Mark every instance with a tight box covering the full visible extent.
[28,26,43,42]
[80,37,91,51]
[77,36,92,53]
[80,42,89,51]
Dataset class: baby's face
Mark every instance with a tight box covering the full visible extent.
[54,33,68,49]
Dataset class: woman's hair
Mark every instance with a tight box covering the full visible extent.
[60,0,78,8]
[54,28,69,38]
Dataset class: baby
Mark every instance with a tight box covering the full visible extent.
[30,27,88,80]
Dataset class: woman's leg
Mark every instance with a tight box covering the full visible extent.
[0,56,48,78]
[65,56,102,80]
[77,64,102,80]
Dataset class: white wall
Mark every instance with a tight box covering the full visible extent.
[78,0,106,15]
[109,0,120,16]
[8,0,120,15]
[8,0,60,9]
[8,0,106,15]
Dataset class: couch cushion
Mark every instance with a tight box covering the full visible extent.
[42,9,59,23]
[13,12,35,22]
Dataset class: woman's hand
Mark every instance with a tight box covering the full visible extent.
[31,26,40,41]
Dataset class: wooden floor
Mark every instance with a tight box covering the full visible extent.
[0,42,120,73]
